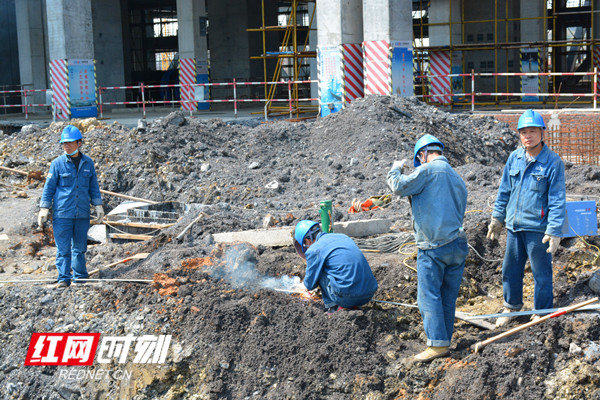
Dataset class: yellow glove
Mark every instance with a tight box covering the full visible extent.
[95,205,105,223]
[38,208,49,229]
[486,217,504,240]
[542,234,560,255]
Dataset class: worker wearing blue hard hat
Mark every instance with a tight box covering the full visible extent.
[387,134,468,362]
[39,125,104,288]
[293,220,378,314]
[487,109,566,327]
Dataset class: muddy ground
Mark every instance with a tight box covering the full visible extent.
[1,96,600,399]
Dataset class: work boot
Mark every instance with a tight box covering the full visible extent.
[530,314,541,322]
[72,280,87,286]
[325,305,339,315]
[495,308,515,327]
[55,281,69,288]
[414,346,450,362]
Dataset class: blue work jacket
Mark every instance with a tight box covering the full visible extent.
[492,144,566,236]
[387,156,467,250]
[40,153,102,219]
[304,232,378,297]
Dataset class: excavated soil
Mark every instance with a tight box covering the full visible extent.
[1,96,600,399]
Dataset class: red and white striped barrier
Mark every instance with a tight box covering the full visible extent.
[429,51,451,105]
[98,79,318,120]
[342,43,364,105]
[50,59,69,120]
[363,40,391,95]
[179,58,196,111]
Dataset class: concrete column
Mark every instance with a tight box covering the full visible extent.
[46,0,95,119]
[316,0,362,116]
[15,0,47,106]
[317,0,362,46]
[363,0,413,96]
[428,0,461,104]
[92,0,125,103]
[520,2,544,44]
[177,0,208,61]
[363,0,411,42]
[177,0,209,110]
[520,1,545,100]
[46,0,94,59]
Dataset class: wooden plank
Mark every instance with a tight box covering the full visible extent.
[108,233,154,241]
[105,221,174,229]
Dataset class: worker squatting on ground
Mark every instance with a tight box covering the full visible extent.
[293,220,378,314]
[38,125,104,288]
[487,109,566,327]
[387,134,468,362]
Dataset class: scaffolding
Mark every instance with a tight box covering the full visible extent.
[412,0,600,109]
[248,0,317,118]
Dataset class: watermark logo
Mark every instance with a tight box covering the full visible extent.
[25,333,100,366]
[24,333,171,366]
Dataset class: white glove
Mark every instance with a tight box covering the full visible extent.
[38,208,49,229]
[392,159,407,172]
[95,205,105,223]
[486,217,504,240]
[542,234,560,255]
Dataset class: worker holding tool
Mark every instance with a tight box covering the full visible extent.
[487,109,566,327]
[38,125,104,288]
[293,220,378,314]
[387,134,468,362]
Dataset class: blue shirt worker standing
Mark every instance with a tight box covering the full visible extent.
[487,109,566,327]
[293,220,378,313]
[38,125,104,288]
[387,134,468,362]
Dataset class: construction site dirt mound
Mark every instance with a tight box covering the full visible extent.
[1,96,600,399]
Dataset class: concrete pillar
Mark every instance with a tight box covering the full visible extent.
[363,0,413,96]
[46,0,94,59]
[46,0,95,119]
[363,0,411,42]
[428,0,461,104]
[316,0,362,116]
[520,1,545,100]
[177,0,209,110]
[15,0,47,107]
[92,0,125,104]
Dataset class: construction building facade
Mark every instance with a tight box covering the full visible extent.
[0,0,599,118]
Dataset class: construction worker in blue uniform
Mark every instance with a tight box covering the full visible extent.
[293,220,378,313]
[487,109,566,327]
[387,134,468,362]
[38,125,104,288]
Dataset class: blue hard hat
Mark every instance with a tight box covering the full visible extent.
[294,220,320,256]
[413,134,444,167]
[60,125,83,143]
[517,109,546,130]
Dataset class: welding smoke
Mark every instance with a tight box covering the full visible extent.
[208,243,304,293]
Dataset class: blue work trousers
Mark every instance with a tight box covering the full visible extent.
[502,230,553,310]
[53,218,90,283]
[417,237,468,347]
[319,274,375,309]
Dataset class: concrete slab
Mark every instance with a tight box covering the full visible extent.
[213,219,393,247]
[332,219,393,238]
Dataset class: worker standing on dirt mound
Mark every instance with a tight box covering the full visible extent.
[487,109,566,327]
[293,220,378,314]
[38,125,104,288]
[387,134,468,362]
